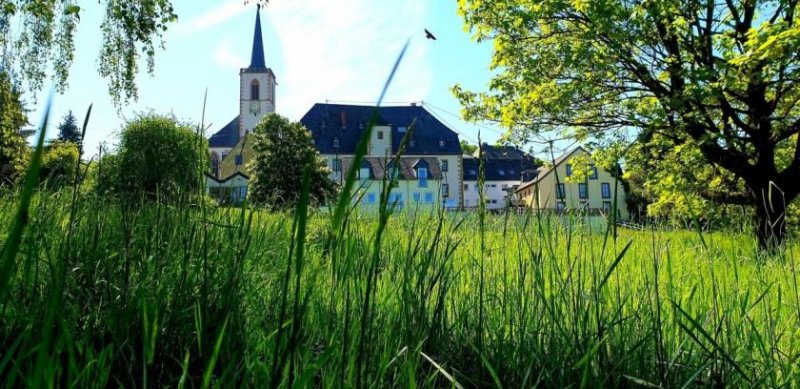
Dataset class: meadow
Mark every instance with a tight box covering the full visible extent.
[1,187,798,388]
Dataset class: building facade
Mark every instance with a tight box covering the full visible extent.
[515,147,630,219]
[462,145,538,210]
[300,103,464,209]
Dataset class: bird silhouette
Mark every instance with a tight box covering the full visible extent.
[424,29,437,40]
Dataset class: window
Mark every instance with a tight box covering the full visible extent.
[413,192,421,202]
[250,79,260,100]
[578,183,588,199]
[359,167,370,180]
[442,184,450,198]
[438,139,446,148]
[366,193,376,204]
[221,152,229,160]
[424,192,434,203]
[210,153,220,176]
[398,126,407,133]
[498,169,505,176]
[333,137,340,149]
[441,160,449,172]
[556,202,566,211]
[377,131,384,140]
[590,165,598,179]
[235,155,243,166]
[491,199,498,204]
[409,139,416,148]
[566,164,573,177]
[332,158,342,172]
[601,183,611,199]
[389,193,403,204]
[417,167,428,187]
[464,184,469,191]
[603,201,612,212]
[556,183,566,199]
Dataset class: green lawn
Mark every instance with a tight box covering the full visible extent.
[1,192,798,387]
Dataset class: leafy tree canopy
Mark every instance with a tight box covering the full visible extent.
[0,0,270,105]
[40,140,80,189]
[249,114,336,209]
[460,140,478,155]
[114,112,207,201]
[0,71,28,186]
[455,0,800,249]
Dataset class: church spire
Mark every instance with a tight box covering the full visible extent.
[249,6,266,70]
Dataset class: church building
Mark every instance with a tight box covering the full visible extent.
[206,7,276,203]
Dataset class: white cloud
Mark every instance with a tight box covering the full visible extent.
[213,40,247,71]
[174,0,249,36]
[265,0,432,119]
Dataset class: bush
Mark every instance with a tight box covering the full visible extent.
[39,141,80,189]
[113,113,207,201]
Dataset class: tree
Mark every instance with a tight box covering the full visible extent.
[249,114,336,209]
[57,111,81,144]
[0,1,268,105]
[460,140,478,155]
[115,113,207,201]
[0,71,28,186]
[455,0,800,250]
[39,141,80,189]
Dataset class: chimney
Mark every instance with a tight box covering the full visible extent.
[410,102,417,107]
[341,111,347,129]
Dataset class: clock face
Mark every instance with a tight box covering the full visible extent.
[249,101,261,115]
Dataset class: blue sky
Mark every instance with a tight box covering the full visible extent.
[23,0,533,159]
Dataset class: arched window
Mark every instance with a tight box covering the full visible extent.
[250,79,260,100]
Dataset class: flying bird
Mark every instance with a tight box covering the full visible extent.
[424,29,437,40]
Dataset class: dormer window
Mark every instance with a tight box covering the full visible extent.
[333,137,340,149]
[438,139,446,148]
[409,138,416,148]
[417,167,428,187]
[250,79,260,100]
[398,126,407,133]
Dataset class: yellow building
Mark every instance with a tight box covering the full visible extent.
[515,147,630,220]
[207,135,253,204]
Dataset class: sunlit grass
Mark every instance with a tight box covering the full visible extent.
[0,191,798,387]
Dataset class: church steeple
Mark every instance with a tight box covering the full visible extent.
[239,5,276,137]
[249,6,266,70]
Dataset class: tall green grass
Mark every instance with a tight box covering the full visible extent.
[1,186,799,387]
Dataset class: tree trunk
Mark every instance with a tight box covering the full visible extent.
[752,183,789,251]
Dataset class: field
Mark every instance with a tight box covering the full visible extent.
[1,190,799,388]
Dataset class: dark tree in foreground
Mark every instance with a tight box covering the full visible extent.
[249,114,336,209]
[57,111,81,145]
[0,72,28,186]
[455,0,800,250]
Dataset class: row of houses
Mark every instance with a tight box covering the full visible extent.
[206,8,630,219]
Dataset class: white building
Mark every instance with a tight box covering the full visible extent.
[462,145,539,210]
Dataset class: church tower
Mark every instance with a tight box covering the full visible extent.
[239,6,276,137]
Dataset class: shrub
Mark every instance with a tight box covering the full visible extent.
[113,113,207,201]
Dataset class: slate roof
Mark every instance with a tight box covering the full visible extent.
[475,144,528,160]
[248,8,267,71]
[515,147,586,192]
[463,157,538,181]
[300,103,462,155]
[341,156,443,180]
[209,117,240,148]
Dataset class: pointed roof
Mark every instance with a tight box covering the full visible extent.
[248,7,266,70]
